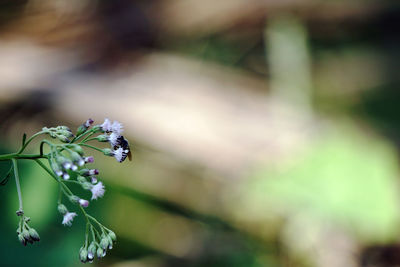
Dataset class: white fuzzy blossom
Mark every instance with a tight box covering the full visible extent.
[91,182,105,200]
[101,118,112,132]
[113,147,124,162]
[111,121,123,135]
[109,132,120,146]
[62,212,77,226]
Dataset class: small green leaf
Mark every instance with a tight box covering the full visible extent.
[0,165,13,186]
[22,133,27,146]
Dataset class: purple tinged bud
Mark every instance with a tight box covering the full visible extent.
[91,169,99,175]
[84,156,94,163]
[71,165,78,171]
[79,199,89,208]
[91,176,98,184]
[84,118,94,128]
[62,173,70,180]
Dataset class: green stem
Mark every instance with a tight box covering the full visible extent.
[12,159,23,214]
[81,132,96,143]
[71,129,94,143]
[40,140,54,156]
[79,143,104,153]
[0,153,47,161]
[17,131,46,154]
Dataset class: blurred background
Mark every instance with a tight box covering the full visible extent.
[1,0,400,266]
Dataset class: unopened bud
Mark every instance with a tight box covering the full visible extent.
[108,230,117,242]
[79,199,89,208]
[96,247,104,258]
[58,204,68,215]
[82,182,92,190]
[69,195,80,203]
[29,228,40,241]
[77,176,87,183]
[102,148,114,157]
[88,242,96,260]
[79,247,88,263]
[100,236,109,250]
[18,233,26,246]
[96,135,109,142]
[56,134,70,143]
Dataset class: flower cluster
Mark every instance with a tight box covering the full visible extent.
[1,118,132,263]
[79,228,116,263]
[16,215,40,246]
[96,118,131,163]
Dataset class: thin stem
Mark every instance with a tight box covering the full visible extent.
[58,183,62,204]
[79,143,104,153]
[64,180,81,185]
[12,159,23,214]
[17,131,46,154]
[81,132,96,143]
[0,153,47,161]
[71,129,93,143]
[87,214,107,231]
[40,139,54,156]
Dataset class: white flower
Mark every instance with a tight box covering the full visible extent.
[91,181,105,200]
[113,147,124,162]
[101,118,112,132]
[111,121,123,135]
[62,212,77,226]
[109,132,120,146]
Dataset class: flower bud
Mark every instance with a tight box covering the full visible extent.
[108,230,117,242]
[22,229,31,240]
[84,156,94,163]
[79,199,89,208]
[56,134,70,143]
[96,135,109,142]
[76,125,87,137]
[87,242,96,260]
[79,247,88,263]
[91,176,98,184]
[77,176,87,183]
[18,233,26,246]
[58,204,68,215]
[102,148,114,157]
[107,235,113,249]
[92,125,102,133]
[96,247,104,258]
[82,182,92,190]
[69,195,80,203]
[68,144,84,156]
[29,228,40,241]
[100,236,109,250]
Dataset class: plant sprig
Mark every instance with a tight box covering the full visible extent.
[0,118,131,263]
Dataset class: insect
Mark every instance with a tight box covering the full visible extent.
[114,135,132,161]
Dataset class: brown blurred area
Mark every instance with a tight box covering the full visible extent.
[1,1,400,267]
